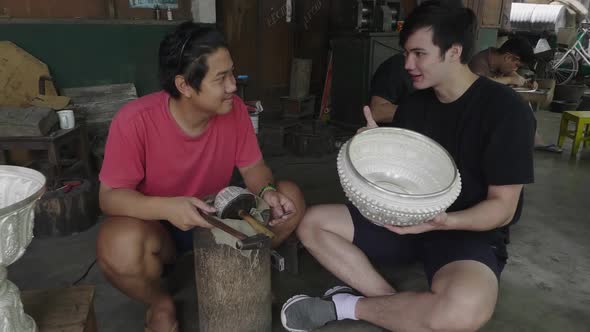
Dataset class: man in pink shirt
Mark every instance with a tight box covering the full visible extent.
[96,22,305,332]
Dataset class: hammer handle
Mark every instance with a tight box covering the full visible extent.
[239,210,276,238]
[201,213,247,241]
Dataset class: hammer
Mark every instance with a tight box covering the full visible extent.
[200,211,270,250]
[214,186,276,239]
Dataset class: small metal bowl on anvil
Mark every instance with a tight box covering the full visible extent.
[337,127,462,226]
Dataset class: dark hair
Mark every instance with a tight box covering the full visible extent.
[498,37,535,65]
[159,21,228,98]
[399,0,477,64]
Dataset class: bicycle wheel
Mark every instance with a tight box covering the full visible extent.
[546,48,579,85]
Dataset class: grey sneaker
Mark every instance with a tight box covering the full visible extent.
[280,294,337,332]
[322,285,357,299]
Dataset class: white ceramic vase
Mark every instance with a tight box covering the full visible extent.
[337,128,462,226]
[0,166,46,332]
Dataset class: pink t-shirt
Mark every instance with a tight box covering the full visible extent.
[99,91,262,199]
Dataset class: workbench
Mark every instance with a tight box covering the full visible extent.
[0,124,92,185]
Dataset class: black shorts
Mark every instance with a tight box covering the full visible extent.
[348,204,508,286]
[161,220,194,254]
[159,221,193,277]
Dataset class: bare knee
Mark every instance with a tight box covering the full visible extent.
[428,293,495,332]
[296,204,355,249]
[96,217,160,277]
[295,205,324,243]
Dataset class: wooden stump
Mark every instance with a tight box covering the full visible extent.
[33,179,99,237]
[193,227,271,332]
[21,285,97,332]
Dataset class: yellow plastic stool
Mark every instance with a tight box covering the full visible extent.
[557,111,590,158]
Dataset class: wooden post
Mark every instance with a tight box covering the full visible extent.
[106,0,117,19]
[193,227,272,332]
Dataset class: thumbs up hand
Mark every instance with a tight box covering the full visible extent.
[357,106,379,133]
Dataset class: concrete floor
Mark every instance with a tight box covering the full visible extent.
[8,110,590,331]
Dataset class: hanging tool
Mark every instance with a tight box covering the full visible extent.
[55,180,82,193]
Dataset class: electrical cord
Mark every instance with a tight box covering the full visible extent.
[72,258,97,286]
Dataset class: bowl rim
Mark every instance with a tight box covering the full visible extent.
[345,127,459,198]
[0,165,46,216]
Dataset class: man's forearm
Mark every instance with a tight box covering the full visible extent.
[489,76,514,85]
[240,161,274,196]
[371,104,396,123]
[444,198,516,232]
[100,188,171,221]
[370,96,397,123]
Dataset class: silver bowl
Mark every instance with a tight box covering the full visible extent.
[337,127,461,226]
[0,165,45,332]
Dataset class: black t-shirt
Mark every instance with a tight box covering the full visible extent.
[393,77,535,226]
[370,53,415,107]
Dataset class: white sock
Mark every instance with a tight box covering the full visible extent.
[332,293,363,320]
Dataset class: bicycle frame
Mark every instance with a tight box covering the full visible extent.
[553,24,590,69]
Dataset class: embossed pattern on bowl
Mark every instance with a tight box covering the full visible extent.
[0,166,46,266]
[337,127,462,226]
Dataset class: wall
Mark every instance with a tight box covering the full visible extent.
[192,0,216,23]
[0,20,177,96]
[475,28,499,52]
[295,0,331,99]
[0,0,192,19]
[0,0,107,18]
[217,0,294,111]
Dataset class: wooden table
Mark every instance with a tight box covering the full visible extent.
[514,78,556,112]
[0,124,92,185]
[515,88,550,111]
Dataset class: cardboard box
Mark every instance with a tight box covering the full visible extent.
[0,41,69,108]
[557,28,577,47]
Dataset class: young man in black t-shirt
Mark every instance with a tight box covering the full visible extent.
[281,2,535,332]
[369,53,415,124]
